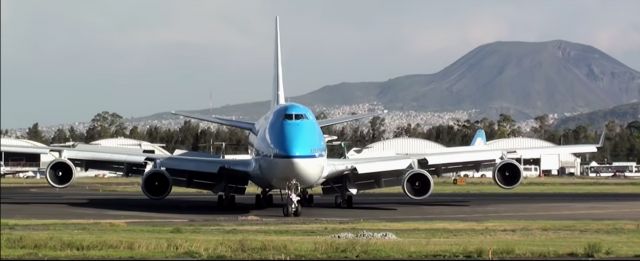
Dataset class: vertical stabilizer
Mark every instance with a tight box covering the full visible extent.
[273,16,285,107]
[470,129,487,146]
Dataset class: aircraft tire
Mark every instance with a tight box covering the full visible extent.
[282,204,292,217]
[346,195,353,208]
[293,204,302,217]
[334,195,342,208]
[217,194,224,208]
[225,195,236,209]
[255,194,263,209]
[266,194,274,207]
[307,194,314,207]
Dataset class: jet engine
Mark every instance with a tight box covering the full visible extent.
[141,169,172,200]
[401,169,434,200]
[492,159,523,189]
[46,159,76,188]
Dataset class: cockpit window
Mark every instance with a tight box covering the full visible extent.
[284,113,308,121]
[284,114,294,120]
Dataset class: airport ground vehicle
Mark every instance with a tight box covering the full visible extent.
[584,162,640,177]
[459,165,540,178]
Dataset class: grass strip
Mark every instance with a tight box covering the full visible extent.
[1,219,639,259]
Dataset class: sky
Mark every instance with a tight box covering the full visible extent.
[2,0,639,129]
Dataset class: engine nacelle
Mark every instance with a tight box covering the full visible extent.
[492,159,523,189]
[141,169,172,200]
[46,159,76,188]
[401,169,434,200]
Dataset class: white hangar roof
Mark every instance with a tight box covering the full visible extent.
[487,137,556,149]
[347,137,446,158]
[1,137,48,148]
[349,136,578,162]
[486,137,578,162]
[90,137,170,155]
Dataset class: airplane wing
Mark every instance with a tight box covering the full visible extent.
[321,134,603,195]
[1,143,168,176]
[1,142,255,194]
[317,111,384,127]
[149,155,254,194]
[172,111,257,134]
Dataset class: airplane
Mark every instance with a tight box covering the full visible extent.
[3,16,604,217]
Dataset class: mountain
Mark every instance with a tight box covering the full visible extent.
[553,102,640,130]
[133,40,640,122]
[377,40,640,119]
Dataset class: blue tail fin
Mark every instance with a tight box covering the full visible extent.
[470,129,487,146]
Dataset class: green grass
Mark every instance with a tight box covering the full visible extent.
[1,219,639,259]
[3,176,639,194]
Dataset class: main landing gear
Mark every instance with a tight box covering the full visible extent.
[282,180,302,217]
[334,194,353,208]
[299,189,314,207]
[254,189,274,209]
[216,193,236,209]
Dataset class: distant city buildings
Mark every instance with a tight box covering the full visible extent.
[6,103,571,139]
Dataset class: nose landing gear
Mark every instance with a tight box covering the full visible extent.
[282,179,302,217]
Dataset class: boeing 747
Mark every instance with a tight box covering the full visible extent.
[3,17,603,217]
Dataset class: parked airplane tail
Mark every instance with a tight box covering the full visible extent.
[470,129,487,146]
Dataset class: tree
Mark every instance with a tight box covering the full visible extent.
[67,126,85,142]
[176,120,200,151]
[128,126,145,140]
[532,114,551,139]
[478,117,497,140]
[26,122,47,144]
[626,121,640,139]
[50,128,69,144]
[497,114,518,138]
[84,111,126,142]
[368,116,386,142]
[145,125,162,143]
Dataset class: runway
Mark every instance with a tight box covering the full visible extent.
[2,186,639,221]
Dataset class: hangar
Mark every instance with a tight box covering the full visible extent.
[89,137,170,156]
[1,137,170,177]
[346,136,582,176]
[486,137,580,175]
[1,138,56,177]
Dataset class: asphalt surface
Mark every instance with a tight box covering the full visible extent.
[2,186,639,221]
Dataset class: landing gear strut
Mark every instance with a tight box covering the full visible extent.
[255,189,274,209]
[282,180,302,217]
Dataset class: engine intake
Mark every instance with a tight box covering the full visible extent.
[492,159,523,189]
[141,169,172,200]
[401,169,434,200]
[46,159,76,188]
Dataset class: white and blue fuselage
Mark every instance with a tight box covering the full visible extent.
[248,103,327,189]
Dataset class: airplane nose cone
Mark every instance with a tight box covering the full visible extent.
[280,131,311,157]
[272,122,325,158]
